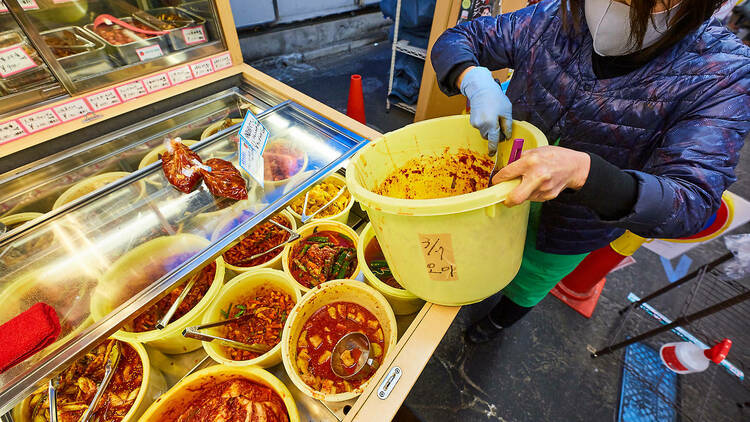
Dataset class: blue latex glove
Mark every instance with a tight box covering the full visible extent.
[460,66,513,156]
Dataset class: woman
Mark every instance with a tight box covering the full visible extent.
[431,0,750,343]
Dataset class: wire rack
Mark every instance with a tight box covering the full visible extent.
[593,253,750,422]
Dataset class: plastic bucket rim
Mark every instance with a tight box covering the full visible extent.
[53,171,133,209]
[286,172,355,223]
[357,222,418,300]
[345,116,547,216]
[280,279,397,402]
[138,364,300,422]
[201,267,302,367]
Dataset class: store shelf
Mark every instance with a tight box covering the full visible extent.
[0,97,369,412]
[394,40,427,60]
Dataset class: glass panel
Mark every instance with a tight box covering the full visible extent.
[19,0,224,91]
[0,4,62,110]
[0,101,366,406]
[0,86,273,218]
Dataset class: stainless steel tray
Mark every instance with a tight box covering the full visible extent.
[136,7,208,51]
[40,26,111,74]
[0,29,56,93]
[179,0,219,41]
[83,17,171,66]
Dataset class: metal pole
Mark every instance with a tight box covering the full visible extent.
[620,252,734,314]
[593,289,750,358]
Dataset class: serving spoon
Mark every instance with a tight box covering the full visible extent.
[330,332,379,380]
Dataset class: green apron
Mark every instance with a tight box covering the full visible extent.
[501,202,589,307]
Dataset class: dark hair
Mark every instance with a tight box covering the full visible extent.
[561,0,725,54]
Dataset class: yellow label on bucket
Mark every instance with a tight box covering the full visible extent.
[418,233,458,281]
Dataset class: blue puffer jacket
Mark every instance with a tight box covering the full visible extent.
[431,0,750,254]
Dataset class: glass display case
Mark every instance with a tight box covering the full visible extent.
[0,0,226,116]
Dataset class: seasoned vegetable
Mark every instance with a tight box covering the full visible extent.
[220,287,295,361]
[223,216,291,267]
[364,236,403,289]
[289,178,350,218]
[295,302,384,394]
[288,230,357,288]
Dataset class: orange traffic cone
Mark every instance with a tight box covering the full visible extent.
[347,74,366,124]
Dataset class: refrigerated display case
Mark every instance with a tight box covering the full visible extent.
[0,2,460,420]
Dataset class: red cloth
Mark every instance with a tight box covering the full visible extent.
[0,303,61,373]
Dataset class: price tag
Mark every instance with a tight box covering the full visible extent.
[19,0,38,10]
[135,44,163,61]
[52,0,76,3]
[238,112,269,187]
[181,26,206,45]
[418,233,458,281]
[190,60,213,78]
[0,4,7,12]
[143,73,170,92]
[116,81,146,101]
[0,120,26,143]
[86,89,121,111]
[19,109,60,133]
[168,66,193,85]
[0,46,37,77]
[211,53,232,71]
[53,99,90,121]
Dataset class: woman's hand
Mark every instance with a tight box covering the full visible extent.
[493,146,591,206]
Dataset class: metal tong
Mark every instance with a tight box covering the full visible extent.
[48,377,59,422]
[236,219,300,264]
[80,341,121,422]
[155,272,200,330]
[182,314,272,354]
[300,185,348,223]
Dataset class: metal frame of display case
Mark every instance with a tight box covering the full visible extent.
[0,0,230,117]
[0,3,462,421]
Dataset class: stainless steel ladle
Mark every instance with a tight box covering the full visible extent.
[330,332,379,380]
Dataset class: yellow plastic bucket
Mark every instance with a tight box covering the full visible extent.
[13,339,166,422]
[0,212,43,231]
[280,280,397,402]
[202,268,302,367]
[53,171,132,209]
[90,234,226,354]
[346,115,548,306]
[139,365,299,422]
[286,173,355,225]
[200,118,243,140]
[281,220,361,293]
[358,223,424,315]
[220,210,297,273]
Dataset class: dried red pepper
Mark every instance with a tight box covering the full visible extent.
[200,158,248,200]
[161,138,203,194]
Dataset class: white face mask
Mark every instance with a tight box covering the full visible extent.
[584,0,677,56]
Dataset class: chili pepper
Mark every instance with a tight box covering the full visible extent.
[300,244,311,257]
[337,251,353,278]
[220,302,233,319]
[369,260,389,268]
[330,250,346,277]
[293,259,309,273]
[233,304,247,318]
[307,236,331,243]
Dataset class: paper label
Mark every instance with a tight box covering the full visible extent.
[182,26,206,45]
[211,53,232,70]
[0,120,26,143]
[0,46,37,77]
[116,81,147,101]
[19,0,38,10]
[143,73,170,92]
[190,60,213,78]
[86,89,121,110]
[0,3,7,12]
[238,112,268,187]
[168,66,193,85]
[19,109,60,133]
[418,233,458,281]
[53,100,90,121]
[52,0,76,3]
[135,44,163,61]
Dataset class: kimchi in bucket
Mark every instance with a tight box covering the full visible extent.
[345,115,548,306]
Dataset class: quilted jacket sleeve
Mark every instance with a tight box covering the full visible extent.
[431,4,551,96]
[605,83,750,239]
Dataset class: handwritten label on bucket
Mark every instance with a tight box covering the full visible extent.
[419,233,458,281]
